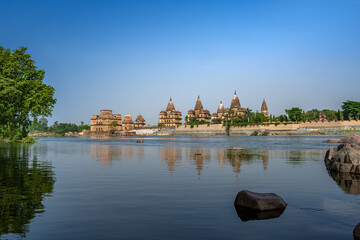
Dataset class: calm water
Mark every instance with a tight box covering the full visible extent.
[1,136,359,240]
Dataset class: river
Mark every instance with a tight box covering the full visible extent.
[0,136,359,239]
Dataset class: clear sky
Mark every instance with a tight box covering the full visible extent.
[1,0,359,125]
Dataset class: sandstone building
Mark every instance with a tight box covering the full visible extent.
[187,96,211,123]
[91,109,122,132]
[261,99,269,118]
[211,101,227,123]
[211,91,246,123]
[319,111,327,121]
[122,114,135,131]
[135,114,146,128]
[229,91,246,117]
[159,98,182,127]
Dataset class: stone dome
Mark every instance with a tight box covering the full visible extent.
[123,114,133,124]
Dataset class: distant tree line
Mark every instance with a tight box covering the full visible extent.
[219,100,360,127]
[280,101,360,123]
[29,117,90,135]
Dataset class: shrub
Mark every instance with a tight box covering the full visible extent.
[20,136,37,143]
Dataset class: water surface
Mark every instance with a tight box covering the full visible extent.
[1,136,359,240]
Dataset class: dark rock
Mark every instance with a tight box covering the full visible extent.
[325,143,360,173]
[340,135,360,145]
[136,140,144,143]
[234,205,285,221]
[234,190,287,211]
[194,153,202,156]
[354,223,360,240]
[324,135,360,145]
[323,139,341,143]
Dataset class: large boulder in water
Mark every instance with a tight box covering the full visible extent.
[234,190,287,211]
[325,143,360,173]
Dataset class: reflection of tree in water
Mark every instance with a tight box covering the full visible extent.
[279,150,324,166]
[328,171,360,195]
[0,143,55,238]
[225,149,265,180]
[284,151,305,166]
[160,148,182,173]
[187,148,211,177]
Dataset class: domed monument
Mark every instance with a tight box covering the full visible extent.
[212,101,226,123]
[135,114,146,129]
[230,91,246,117]
[122,114,134,131]
[159,98,182,127]
[211,91,246,123]
[91,109,122,132]
[187,95,211,123]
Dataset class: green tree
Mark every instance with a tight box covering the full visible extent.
[342,100,360,120]
[109,121,118,134]
[30,116,48,132]
[0,46,56,140]
[285,107,304,122]
[305,109,319,121]
[321,109,337,121]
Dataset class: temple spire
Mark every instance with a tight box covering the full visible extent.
[195,95,203,110]
[261,99,269,117]
[166,97,175,111]
[231,91,241,109]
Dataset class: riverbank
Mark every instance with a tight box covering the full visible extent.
[174,120,360,136]
[29,120,360,137]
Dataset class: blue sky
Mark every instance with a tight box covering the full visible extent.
[1,0,359,125]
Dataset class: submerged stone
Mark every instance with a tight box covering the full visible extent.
[234,190,287,211]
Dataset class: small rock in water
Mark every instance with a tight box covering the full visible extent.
[354,223,360,240]
[234,190,287,211]
[136,140,144,143]
[194,153,202,156]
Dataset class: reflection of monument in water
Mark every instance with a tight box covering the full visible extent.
[123,146,133,162]
[187,148,211,176]
[160,148,182,172]
[0,144,55,238]
[90,145,142,165]
[136,146,144,160]
[90,145,122,165]
[328,171,360,195]
[262,150,269,170]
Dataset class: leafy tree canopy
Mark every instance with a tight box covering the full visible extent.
[342,100,360,120]
[0,46,56,139]
[285,107,304,122]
